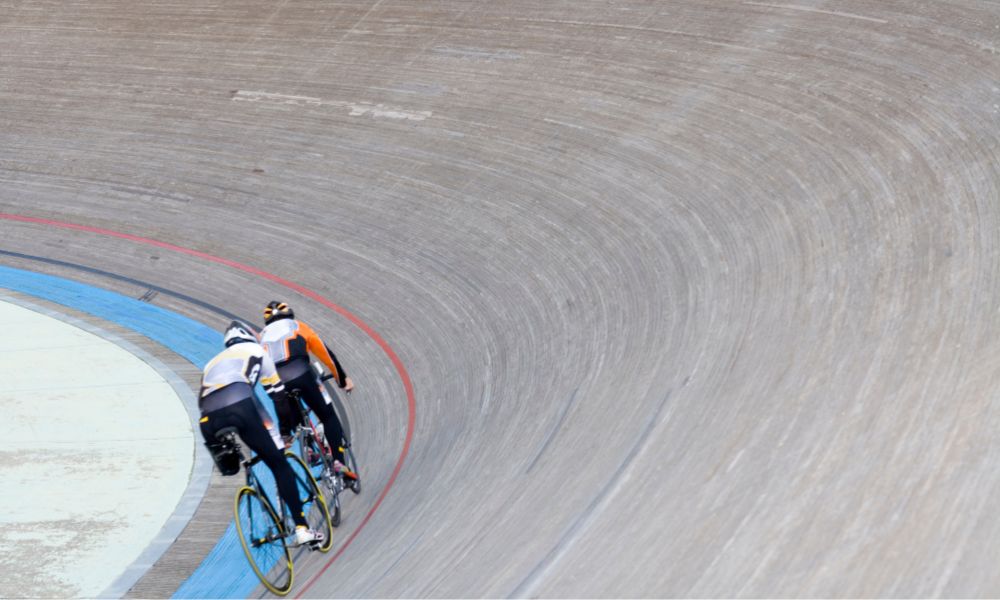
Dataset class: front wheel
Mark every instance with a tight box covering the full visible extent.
[343,444,361,495]
[284,451,334,552]
[328,484,342,528]
[234,486,293,596]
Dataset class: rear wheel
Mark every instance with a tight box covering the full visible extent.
[234,486,293,596]
[284,451,334,551]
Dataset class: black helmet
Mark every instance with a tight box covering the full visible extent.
[264,301,294,324]
[223,320,258,347]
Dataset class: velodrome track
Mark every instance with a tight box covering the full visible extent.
[3,0,1000,596]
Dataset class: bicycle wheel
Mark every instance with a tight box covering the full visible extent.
[234,486,293,596]
[302,427,346,524]
[299,430,334,490]
[342,443,361,495]
[284,451,335,551]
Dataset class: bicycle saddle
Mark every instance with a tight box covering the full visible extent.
[215,426,239,441]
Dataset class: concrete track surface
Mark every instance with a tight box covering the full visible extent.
[3,1,1000,597]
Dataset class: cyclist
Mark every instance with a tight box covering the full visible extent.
[259,301,358,482]
[198,320,325,547]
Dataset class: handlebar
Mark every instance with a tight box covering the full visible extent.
[318,370,349,394]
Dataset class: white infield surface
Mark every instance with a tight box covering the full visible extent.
[0,300,193,598]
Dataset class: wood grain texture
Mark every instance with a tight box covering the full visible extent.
[2,0,1000,596]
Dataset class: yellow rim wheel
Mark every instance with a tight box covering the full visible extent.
[234,486,294,595]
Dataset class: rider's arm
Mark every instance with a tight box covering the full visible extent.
[323,343,348,385]
[258,350,286,399]
[299,321,348,388]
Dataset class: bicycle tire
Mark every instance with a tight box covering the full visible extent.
[343,444,361,495]
[328,483,342,528]
[284,451,335,552]
[299,430,334,488]
[301,426,346,523]
[234,486,293,596]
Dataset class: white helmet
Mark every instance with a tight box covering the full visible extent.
[223,320,259,347]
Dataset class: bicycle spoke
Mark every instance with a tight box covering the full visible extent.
[234,487,293,595]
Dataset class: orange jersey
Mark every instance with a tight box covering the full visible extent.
[260,318,341,382]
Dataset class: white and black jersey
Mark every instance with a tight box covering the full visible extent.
[199,342,284,413]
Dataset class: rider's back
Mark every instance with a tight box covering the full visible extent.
[202,342,268,392]
[261,319,330,381]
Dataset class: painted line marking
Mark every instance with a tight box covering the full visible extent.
[742,2,888,24]
[0,213,416,598]
[0,249,245,321]
[431,46,522,61]
[232,90,432,121]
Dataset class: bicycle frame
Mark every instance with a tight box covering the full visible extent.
[216,415,333,595]
[225,436,303,542]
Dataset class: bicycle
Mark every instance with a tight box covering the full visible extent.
[287,370,362,529]
[209,426,334,596]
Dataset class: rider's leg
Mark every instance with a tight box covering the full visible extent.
[231,398,309,528]
[294,378,347,465]
[271,393,303,440]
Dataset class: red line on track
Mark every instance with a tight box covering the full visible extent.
[0,213,416,597]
